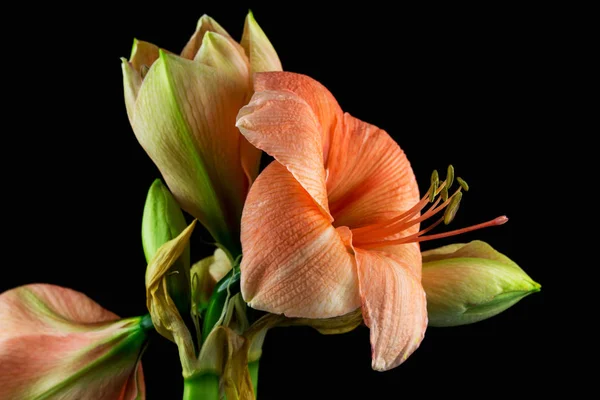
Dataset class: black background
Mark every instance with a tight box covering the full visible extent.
[4,3,556,399]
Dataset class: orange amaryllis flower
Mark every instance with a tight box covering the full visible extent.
[235,72,506,370]
[0,284,149,399]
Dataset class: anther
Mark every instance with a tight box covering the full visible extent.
[443,191,462,225]
[141,64,150,79]
[446,165,454,189]
[441,185,449,202]
[430,170,439,203]
[457,177,469,192]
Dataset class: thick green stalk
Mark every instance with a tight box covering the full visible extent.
[183,373,220,400]
[249,360,260,397]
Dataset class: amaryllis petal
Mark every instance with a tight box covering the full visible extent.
[236,88,331,217]
[241,11,282,74]
[121,60,143,124]
[327,113,420,231]
[0,284,116,333]
[130,39,160,72]
[239,133,263,188]
[376,242,422,280]
[354,249,427,371]
[193,30,258,187]
[0,284,147,399]
[133,51,248,250]
[240,162,360,318]
[195,31,250,89]
[252,72,344,164]
[181,14,234,60]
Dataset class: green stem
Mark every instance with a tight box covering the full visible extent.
[249,360,260,397]
[183,373,220,400]
[140,313,154,331]
[202,269,241,341]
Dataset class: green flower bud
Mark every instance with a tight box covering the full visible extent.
[421,241,541,327]
[142,179,191,317]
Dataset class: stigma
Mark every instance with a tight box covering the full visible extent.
[352,165,508,248]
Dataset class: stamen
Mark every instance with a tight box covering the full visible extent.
[359,216,508,248]
[351,165,507,249]
[355,186,460,244]
[446,165,454,189]
[405,216,508,243]
[371,190,460,240]
[430,170,439,203]
[457,177,469,191]
[360,217,445,248]
[140,64,150,79]
[352,180,447,239]
[443,191,462,225]
[441,185,449,202]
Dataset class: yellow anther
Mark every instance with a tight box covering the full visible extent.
[446,165,454,189]
[430,170,439,203]
[443,192,463,225]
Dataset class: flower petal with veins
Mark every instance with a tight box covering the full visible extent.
[241,162,360,318]
[0,284,147,399]
[354,249,427,371]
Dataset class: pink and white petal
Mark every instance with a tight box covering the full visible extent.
[0,285,145,399]
[0,335,144,399]
[327,113,420,231]
[0,284,117,336]
[241,162,360,318]
[236,89,331,217]
[120,364,146,400]
[354,248,427,371]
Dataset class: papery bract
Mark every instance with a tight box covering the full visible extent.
[145,220,198,377]
[0,284,148,399]
[121,13,281,256]
[191,248,233,314]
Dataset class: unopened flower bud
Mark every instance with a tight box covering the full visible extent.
[421,240,541,327]
[142,179,191,317]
